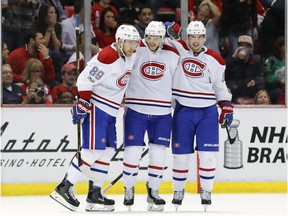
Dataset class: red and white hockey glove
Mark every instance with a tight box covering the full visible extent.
[71,98,91,124]
[218,101,234,128]
[165,21,182,40]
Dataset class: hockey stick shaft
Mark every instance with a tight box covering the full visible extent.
[102,147,149,194]
[75,14,81,154]
[75,14,80,74]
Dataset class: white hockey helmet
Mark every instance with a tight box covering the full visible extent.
[144,21,166,39]
[115,24,140,43]
[186,21,206,36]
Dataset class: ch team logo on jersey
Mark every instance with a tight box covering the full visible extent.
[140,61,166,80]
[117,70,131,88]
[181,58,206,78]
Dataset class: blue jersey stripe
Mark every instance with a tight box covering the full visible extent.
[126,102,171,108]
[172,93,216,100]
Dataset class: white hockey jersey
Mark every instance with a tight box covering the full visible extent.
[165,38,230,108]
[77,43,135,117]
[125,39,179,115]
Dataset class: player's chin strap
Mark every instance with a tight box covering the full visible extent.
[117,39,128,59]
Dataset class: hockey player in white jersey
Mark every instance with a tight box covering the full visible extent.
[122,21,179,211]
[50,25,140,212]
[165,21,234,211]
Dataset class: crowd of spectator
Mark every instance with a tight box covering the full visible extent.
[1,0,286,105]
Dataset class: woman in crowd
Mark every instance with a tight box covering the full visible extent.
[22,78,53,105]
[95,8,118,48]
[2,42,9,64]
[22,58,53,103]
[34,2,64,83]
[254,89,272,105]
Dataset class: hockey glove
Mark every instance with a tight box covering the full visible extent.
[218,101,234,128]
[71,98,91,125]
[165,21,182,40]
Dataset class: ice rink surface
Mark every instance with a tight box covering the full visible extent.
[1,193,287,216]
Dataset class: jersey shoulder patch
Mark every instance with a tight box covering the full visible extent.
[162,44,179,55]
[205,49,225,65]
[97,46,119,64]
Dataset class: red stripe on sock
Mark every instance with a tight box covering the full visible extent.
[95,160,110,166]
[172,169,188,173]
[123,162,138,168]
[199,167,215,171]
[148,165,163,170]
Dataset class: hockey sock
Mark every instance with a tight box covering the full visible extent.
[198,151,217,192]
[148,144,166,190]
[172,154,190,191]
[69,148,102,184]
[90,147,115,187]
[66,153,86,184]
[123,146,142,188]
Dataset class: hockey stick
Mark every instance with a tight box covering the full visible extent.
[102,147,149,194]
[74,14,85,169]
[225,124,237,144]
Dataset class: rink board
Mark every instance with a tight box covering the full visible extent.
[0,106,287,195]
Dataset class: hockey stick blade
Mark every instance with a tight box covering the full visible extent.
[102,148,149,194]
[225,124,237,144]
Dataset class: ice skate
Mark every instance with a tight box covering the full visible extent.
[85,186,115,212]
[146,182,165,211]
[200,188,212,211]
[172,189,184,210]
[124,187,134,211]
[50,179,80,212]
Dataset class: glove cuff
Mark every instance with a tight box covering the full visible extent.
[218,100,233,108]
[77,98,91,113]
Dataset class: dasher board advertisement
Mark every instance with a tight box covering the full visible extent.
[1,106,287,184]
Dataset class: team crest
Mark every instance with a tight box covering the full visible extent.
[117,70,131,88]
[181,58,206,78]
[140,61,165,80]
[101,138,107,143]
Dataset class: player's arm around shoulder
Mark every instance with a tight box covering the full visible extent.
[161,44,180,78]
[164,37,189,51]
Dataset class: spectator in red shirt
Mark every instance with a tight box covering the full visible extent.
[7,29,56,86]
[91,0,118,32]
[56,91,74,104]
[51,63,78,103]
[21,58,53,103]
[22,78,53,105]
[95,8,117,48]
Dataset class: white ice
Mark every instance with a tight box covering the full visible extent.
[0,194,287,216]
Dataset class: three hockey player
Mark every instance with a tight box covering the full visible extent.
[50,19,233,212]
